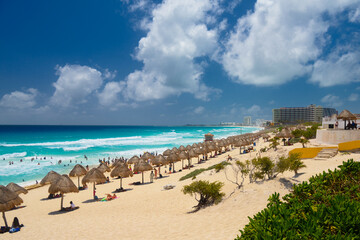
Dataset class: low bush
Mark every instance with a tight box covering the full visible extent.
[236,159,360,239]
[182,180,225,211]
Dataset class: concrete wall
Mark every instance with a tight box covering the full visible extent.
[316,129,360,145]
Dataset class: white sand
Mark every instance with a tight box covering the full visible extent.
[3,137,359,240]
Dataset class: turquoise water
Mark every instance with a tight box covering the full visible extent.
[0,125,259,186]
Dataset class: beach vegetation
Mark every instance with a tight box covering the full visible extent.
[236,159,360,239]
[179,161,230,181]
[222,160,249,190]
[291,129,304,138]
[269,137,280,150]
[287,153,305,175]
[182,180,225,211]
[299,138,309,148]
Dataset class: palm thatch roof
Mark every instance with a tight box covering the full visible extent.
[128,155,141,164]
[82,168,106,185]
[110,164,133,178]
[178,145,186,151]
[0,185,23,212]
[48,175,79,194]
[6,182,28,195]
[133,160,153,172]
[178,151,189,160]
[337,109,356,120]
[97,163,111,173]
[69,164,87,177]
[40,171,61,186]
[276,127,294,138]
[151,154,168,166]
[141,152,154,160]
[163,149,172,156]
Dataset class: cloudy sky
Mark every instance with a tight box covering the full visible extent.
[1,0,360,125]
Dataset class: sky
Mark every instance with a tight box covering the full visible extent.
[1,0,360,125]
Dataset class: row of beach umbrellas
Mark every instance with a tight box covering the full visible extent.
[1,130,271,218]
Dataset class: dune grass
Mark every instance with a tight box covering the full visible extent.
[179,161,230,181]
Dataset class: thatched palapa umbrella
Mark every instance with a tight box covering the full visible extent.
[337,109,357,129]
[82,168,106,198]
[110,164,133,190]
[141,152,154,161]
[0,186,23,228]
[178,145,186,151]
[167,153,180,172]
[178,151,188,169]
[128,155,141,165]
[40,170,61,186]
[97,163,111,173]
[6,182,28,195]
[162,149,172,157]
[69,164,87,189]
[151,154,168,175]
[49,175,79,210]
[133,160,153,184]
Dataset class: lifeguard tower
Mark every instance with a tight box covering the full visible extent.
[204,133,214,142]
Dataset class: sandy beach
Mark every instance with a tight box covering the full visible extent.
[3,136,359,240]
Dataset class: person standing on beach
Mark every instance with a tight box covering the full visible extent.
[150,171,154,183]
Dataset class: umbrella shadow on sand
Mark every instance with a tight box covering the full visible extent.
[48,208,79,215]
[82,199,98,204]
[111,188,133,194]
[9,205,26,211]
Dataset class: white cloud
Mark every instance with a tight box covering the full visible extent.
[222,0,360,86]
[348,93,359,101]
[123,0,220,102]
[98,81,126,110]
[310,51,360,87]
[0,88,38,109]
[349,7,360,22]
[245,104,261,115]
[50,64,103,107]
[321,94,343,107]
[194,106,205,114]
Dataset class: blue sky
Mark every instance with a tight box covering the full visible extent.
[1,0,360,125]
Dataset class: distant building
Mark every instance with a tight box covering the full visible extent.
[243,116,252,126]
[219,122,237,126]
[272,105,337,124]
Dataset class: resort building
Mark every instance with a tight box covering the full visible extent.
[272,105,337,124]
[243,116,252,126]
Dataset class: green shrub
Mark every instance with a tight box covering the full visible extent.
[179,161,230,181]
[182,180,225,211]
[236,159,360,239]
[287,153,306,175]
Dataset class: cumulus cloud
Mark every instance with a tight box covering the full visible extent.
[222,0,360,86]
[98,81,126,110]
[348,93,359,101]
[50,64,103,107]
[321,94,343,107]
[0,88,38,109]
[309,51,360,87]
[123,0,220,102]
[194,106,205,114]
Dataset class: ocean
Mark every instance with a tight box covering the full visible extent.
[0,125,260,186]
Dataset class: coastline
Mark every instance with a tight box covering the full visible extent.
[0,125,260,186]
[3,133,359,240]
